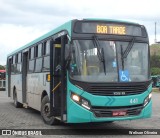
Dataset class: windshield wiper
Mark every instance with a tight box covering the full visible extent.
[122,37,135,59]
[120,45,124,70]
[120,37,135,70]
[93,35,106,74]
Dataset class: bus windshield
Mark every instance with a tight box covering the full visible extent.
[69,39,149,82]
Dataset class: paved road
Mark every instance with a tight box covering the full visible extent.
[0,90,160,137]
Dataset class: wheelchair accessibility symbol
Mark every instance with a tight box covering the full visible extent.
[119,70,129,82]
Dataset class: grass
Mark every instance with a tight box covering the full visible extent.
[152,87,160,92]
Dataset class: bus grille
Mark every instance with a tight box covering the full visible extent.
[92,104,143,117]
[70,80,151,96]
[85,83,150,96]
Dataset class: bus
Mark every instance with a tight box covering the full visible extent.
[0,70,6,91]
[151,75,160,87]
[6,19,152,125]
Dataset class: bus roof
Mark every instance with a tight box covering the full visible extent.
[83,18,139,25]
[7,18,140,57]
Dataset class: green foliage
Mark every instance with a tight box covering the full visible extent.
[150,44,160,56]
[0,65,5,70]
[150,55,160,68]
[151,67,160,75]
[150,44,160,75]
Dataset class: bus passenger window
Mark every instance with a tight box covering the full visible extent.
[11,56,16,74]
[13,55,16,64]
[38,44,42,57]
[28,47,35,72]
[18,53,21,63]
[16,54,18,63]
[35,46,38,58]
[43,41,50,55]
[36,44,42,58]
[31,47,35,59]
[16,53,22,74]
[42,40,50,71]
[35,44,43,72]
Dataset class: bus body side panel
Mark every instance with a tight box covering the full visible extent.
[11,74,23,103]
[67,79,152,123]
[27,72,50,111]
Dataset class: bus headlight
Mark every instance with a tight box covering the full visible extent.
[71,92,91,110]
[71,94,80,102]
[143,93,152,107]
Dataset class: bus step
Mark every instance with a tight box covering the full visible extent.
[54,116,61,120]
[54,114,66,121]
[23,103,28,108]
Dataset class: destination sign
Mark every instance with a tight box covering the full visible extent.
[74,22,146,37]
[96,25,126,35]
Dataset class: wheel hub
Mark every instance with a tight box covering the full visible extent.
[44,103,50,117]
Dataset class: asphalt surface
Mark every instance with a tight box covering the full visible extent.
[0,90,160,137]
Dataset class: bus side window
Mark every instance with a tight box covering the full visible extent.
[15,54,18,74]
[28,47,35,72]
[16,53,22,74]
[43,40,50,56]
[11,56,15,74]
[38,44,42,57]
[35,43,42,72]
[42,40,50,71]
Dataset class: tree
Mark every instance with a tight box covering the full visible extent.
[150,54,160,75]
[0,65,5,70]
[151,67,160,75]
[150,55,160,68]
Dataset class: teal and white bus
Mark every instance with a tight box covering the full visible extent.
[6,19,152,125]
[151,75,160,87]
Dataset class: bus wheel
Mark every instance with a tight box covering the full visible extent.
[41,95,59,125]
[13,91,23,108]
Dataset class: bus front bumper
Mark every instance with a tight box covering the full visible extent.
[67,99,152,123]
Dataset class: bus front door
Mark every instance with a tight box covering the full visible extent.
[52,44,61,116]
[50,36,67,122]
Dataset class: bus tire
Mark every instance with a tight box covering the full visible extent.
[41,95,59,125]
[13,91,23,108]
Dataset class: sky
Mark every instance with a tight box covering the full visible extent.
[0,0,160,65]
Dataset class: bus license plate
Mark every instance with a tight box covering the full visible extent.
[112,111,126,116]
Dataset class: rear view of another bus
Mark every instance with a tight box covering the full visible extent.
[0,70,6,91]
